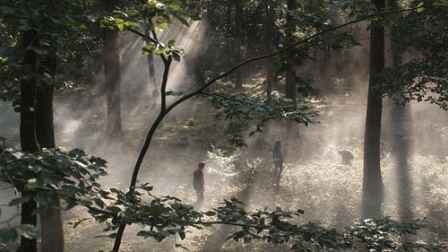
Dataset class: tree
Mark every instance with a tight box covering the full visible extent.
[362,0,385,219]
[363,0,448,219]
[285,0,300,148]
[0,1,103,251]
[103,0,124,140]
[234,0,244,89]
[2,1,442,251]
[19,28,40,252]
[264,0,275,100]
[381,0,448,109]
[385,0,413,221]
[36,50,65,252]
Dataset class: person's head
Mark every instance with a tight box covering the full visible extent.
[198,161,206,169]
[274,141,281,148]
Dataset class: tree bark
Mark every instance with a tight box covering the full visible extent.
[362,0,385,219]
[234,0,244,89]
[19,29,39,252]
[147,50,159,99]
[285,0,300,147]
[36,51,64,252]
[141,0,159,102]
[265,0,274,100]
[103,0,123,139]
[386,0,413,222]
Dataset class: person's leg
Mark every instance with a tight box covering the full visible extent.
[277,162,283,182]
[194,190,200,209]
[195,190,204,209]
[198,190,204,202]
[274,161,280,179]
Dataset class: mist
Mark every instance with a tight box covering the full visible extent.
[2,15,448,251]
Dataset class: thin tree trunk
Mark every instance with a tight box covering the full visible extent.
[147,52,159,99]
[234,0,243,89]
[285,0,297,101]
[141,0,159,101]
[387,0,413,222]
[285,0,300,148]
[19,29,39,252]
[362,0,385,219]
[36,52,64,252]
[104,0,123,139]
[265,0,273,100]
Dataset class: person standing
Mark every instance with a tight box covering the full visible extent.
[273,141,283,183]
[193,161,206,209]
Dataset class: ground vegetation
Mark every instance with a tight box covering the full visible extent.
[1,0,448,251]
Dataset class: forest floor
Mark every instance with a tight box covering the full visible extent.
[2,69,448,251]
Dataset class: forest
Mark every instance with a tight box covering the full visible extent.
[1,0,448,251]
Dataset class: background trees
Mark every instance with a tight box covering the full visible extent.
[1,0,448,251]
[103,0,124,140]
[0,1,104,251]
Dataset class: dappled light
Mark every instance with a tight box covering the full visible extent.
[2,0,448,251]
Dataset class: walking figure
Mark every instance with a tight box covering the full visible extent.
[193,161,206,209]
[273,141,283,183]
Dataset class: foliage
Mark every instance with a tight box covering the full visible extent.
[2,0,447,251]
[0,0,104,103]
[98,0,199,61]
[206,146,242,177]
[1,145,444,251]
[381,0,448,109]
[210,93,319,147]
[0,147,108,244]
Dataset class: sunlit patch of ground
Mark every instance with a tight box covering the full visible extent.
[2,68,448,250]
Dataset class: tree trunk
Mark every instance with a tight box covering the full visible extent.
[19,29,39,252]
[36,52,64,252]
[265,0,274,100]
[141,0,159,102]
[386,0,413,222]
[104,0,123,139]
[285,0,300,148]
[285,0,297,101]
[234,0,243,89]
[362,0,385,219]
[147,51,159,99]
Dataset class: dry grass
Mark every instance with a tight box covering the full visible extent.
[2,72,448,251]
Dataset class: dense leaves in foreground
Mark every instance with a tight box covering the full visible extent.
[0,146,445,251]
[381,0,448,109]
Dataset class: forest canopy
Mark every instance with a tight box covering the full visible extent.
[1,0,448,251]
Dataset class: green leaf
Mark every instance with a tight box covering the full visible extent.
[0,228,18,243]
[416,1,424,12]
[28,46,48,56]
[142,44,156,55]
[94,198,105,208]
[15,224,40,239]
[166,39,176,47]
[205,211,216,216]
[171,52,181,61]
[9,196,32,206]
[174,15,190,27]
[71,218,89,228]
[28,178,44,188]
[106,206,122,214]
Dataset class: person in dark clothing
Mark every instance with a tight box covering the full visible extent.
[273,141,283,183]
[338,149,355,164]
[193,161,206,209]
